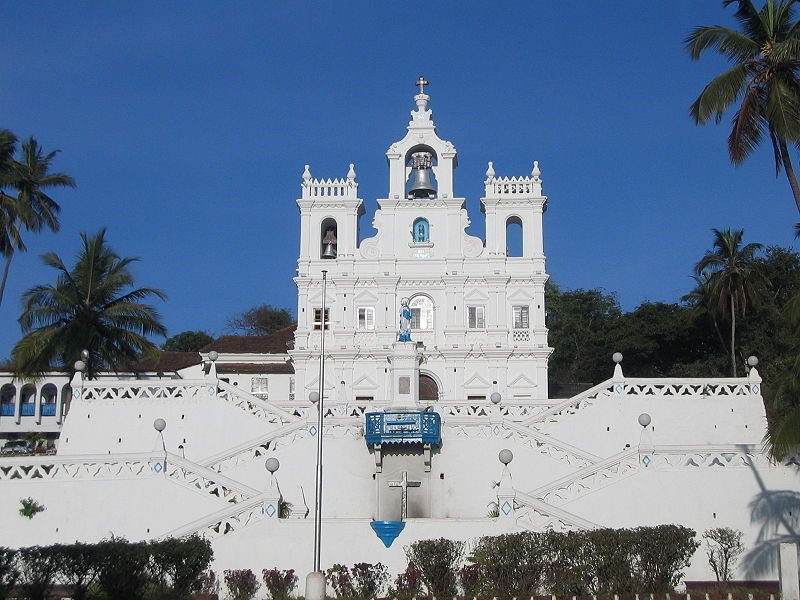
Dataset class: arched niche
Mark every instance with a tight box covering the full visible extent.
[412,218,430,243]
[405,145,438,199]
[320,217,338,259]
[506,216,523,257]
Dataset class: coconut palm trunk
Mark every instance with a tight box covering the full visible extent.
[730,295,737,377]
[0,249,12,307]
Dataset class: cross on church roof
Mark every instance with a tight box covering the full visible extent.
[415,75,429,94]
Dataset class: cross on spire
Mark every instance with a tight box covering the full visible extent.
[388,471,421,520]
[415,75,429,94]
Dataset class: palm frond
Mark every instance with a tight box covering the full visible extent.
[691,64,750,125]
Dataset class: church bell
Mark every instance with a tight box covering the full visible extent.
[408,151,436,199]
[321,229,337,259]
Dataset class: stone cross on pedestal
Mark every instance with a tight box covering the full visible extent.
[388,471,421,520]
[415,75,429,94]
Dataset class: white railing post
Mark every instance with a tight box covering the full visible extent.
[780,543,800,600]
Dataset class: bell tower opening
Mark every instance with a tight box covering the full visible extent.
[406,149,438,199]
[506,216,523,257]
[320,217,338,259]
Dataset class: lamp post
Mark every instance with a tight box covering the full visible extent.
[307,270,328,600]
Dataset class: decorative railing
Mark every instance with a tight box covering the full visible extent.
[202,420,310,472]
[639,444,777,470]
[216,381,297,425]
[520,380,614,427]
[81,380,209,402]
[1,404,14,416]
[512,329,530,342]
[365,411,441,446]
[486,176,541,197]
[165,453,259,504]
[514,490,600,531]
[164,492,273,539]
[20,404,35,416]
[615,378,754,398]
[41,403,57,417]
[528,449,640,506]
[302,178,358,200]
[0,453,156,481]
[502,421,601,467]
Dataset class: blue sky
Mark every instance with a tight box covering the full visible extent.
[1,2,797,360]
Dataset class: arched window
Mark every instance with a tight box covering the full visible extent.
[413,218,430,243]
[506,216,523,257]
[320,217,338,259]
[409,295,434,330]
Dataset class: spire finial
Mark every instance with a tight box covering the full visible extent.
[486,161,495,182]
[415,75,429,94]
[302,164,312,184]
[531,160,541,182]
[347,163,356,182]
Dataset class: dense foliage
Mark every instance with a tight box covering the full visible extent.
[547,242,800,390]
[0,131,74,307]
[0,537,212,600]
[11,229,167,379]
[226,304,293,336]
[161,330,213,352]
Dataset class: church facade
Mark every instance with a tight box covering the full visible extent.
[0,86,796,593]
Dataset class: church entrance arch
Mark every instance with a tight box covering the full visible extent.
[419,372,439,402]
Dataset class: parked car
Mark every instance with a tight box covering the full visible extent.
[1,440,32,455]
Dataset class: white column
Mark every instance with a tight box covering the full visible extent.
[780,543,800,600]
[14,386,21,424]
[35,387,42,424]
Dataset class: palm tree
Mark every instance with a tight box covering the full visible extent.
[686,0,800,213]
[765,291,800,458]
[0,136,75,307]
[11,229,167,379]
[695,228,767,376]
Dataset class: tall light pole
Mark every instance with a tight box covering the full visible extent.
[307,270,328,600]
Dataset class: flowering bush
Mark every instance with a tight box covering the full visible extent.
[224,568,260,600]
[262,567,298,600]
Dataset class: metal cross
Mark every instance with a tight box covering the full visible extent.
[415,75,429,94]
[388,471,421,520]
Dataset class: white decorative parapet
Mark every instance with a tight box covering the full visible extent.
[484,161,543,197]
[640,444,788,470]
[216,380,298,425]
[301,164,358,200]
[201,420,310,472]
[514,490,600,532]
[528,448,640,507]
[164,492,276,539]
[81,380,209,402]
[165,453,259,504]
[614,378,753,398]
[0,453,158,481]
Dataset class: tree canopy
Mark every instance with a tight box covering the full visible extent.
[11,229,167,378]
[162,331,213,352]
[226,304,293,336]
[0,133,75,306]
[686,0,800,213]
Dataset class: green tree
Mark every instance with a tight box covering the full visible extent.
[546,283,621,386]
[162,330,213,352]
[765,290,800,458]
[694,228,767,376]
[11,229,166,379]
[0,136,75,306]
[226,304,293,336]
[686,0,800,213]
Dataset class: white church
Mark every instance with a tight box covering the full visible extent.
[0,83,797,593]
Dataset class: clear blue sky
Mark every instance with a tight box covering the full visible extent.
[1,2,797,360]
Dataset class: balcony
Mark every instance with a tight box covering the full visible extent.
[365,411,441,447]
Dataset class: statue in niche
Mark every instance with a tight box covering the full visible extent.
[398,298,412,342]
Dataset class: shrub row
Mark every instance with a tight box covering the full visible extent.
[401,526,700,599]
[0,536,213,600]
